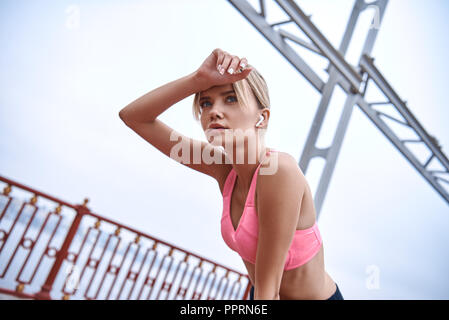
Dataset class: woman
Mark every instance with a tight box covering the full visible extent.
[119,48,344,300]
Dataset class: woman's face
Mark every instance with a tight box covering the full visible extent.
[199,82,262,148]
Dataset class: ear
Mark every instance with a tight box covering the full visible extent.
[259,108,270,128]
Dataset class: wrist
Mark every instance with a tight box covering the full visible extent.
[188,70,209,92]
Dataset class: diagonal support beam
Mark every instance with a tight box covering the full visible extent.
[358,54,449,203]
[275,0,363,94]
[228,0,325,92]
[227,0,449,216]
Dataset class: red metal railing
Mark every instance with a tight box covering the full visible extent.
[0,174,251,300]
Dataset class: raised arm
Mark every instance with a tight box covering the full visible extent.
[118,48,252,181]
[118,71,204,124]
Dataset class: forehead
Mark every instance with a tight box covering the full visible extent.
[200,84,234,97]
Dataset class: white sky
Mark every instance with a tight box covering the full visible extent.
[1,0,448,299]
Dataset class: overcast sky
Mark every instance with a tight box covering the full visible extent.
[1,0,448,299]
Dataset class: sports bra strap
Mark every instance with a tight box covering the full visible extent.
[223,149,279,203]
[246,149,278,207]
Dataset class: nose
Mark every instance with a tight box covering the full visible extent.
[208,103,224,120]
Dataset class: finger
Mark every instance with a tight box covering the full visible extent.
[234,64,253,79]
[234,57,248,74]
[226,56,240,75]
[215,49,225,73]
[237,57,248,72]
[220,54,232,75]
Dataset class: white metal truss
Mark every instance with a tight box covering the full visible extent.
[227,0,449,218]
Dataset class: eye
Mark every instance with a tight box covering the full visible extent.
[199,96,237,109]
[226,95,237,103]
[199,101,211,109]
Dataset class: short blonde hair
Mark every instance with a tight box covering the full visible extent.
[192,64,270,121]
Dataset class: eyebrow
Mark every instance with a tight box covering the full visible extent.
[199,90,235,101]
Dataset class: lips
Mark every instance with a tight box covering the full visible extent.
[208,123,227,129]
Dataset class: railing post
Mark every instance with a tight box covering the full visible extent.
[35,201,88,300]
[242,281,251,300]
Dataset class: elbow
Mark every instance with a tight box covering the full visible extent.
[118,109,156,124]
[119,109,134,125]
[119,109,127,121]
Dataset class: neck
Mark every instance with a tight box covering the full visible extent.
[224,142,270,191]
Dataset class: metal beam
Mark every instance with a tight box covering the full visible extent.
[226,0,449,215]
[276,0,363,94]
[228,0,325,92]
[358,54,449,203]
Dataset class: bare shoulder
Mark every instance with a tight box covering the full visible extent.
[258,151,305,194]
[262,151,303,176]
[256,152,307,224]
[277,151,298,168]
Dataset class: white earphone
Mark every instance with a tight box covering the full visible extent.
[255,114,264,127]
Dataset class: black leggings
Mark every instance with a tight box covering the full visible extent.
[248,283,344,300]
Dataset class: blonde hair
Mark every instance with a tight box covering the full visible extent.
[192,64,270,121]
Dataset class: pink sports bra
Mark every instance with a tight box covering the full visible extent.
[220,150,323,271]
